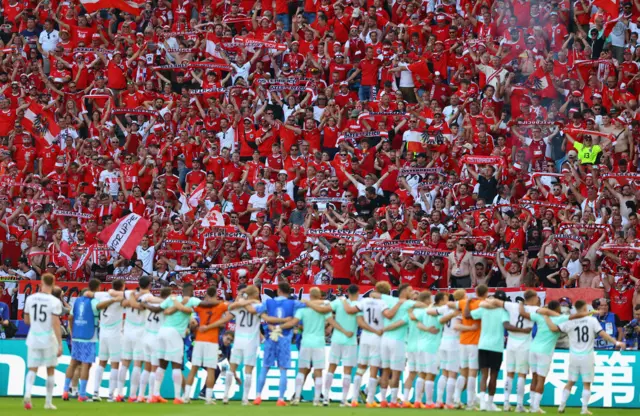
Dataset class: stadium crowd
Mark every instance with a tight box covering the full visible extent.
[2,1,640,328]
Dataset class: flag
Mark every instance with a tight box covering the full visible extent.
[202,207,226,227]
[23,102,61,145]
[594,0,620,17]
[178,193,192,214]
[55,242,95,272]
[80,0,144,16]
[188,182,206,207]
[98,213,151,259]
[205,32,220,58]
[526,67,557,99]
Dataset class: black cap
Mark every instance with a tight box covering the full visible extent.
[494,290,507,301]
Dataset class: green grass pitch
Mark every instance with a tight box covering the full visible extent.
[1,398,635,415]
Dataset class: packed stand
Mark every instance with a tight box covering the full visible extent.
[1,1,640,319]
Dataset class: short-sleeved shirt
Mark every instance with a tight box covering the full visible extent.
[458,298,482,345]
[471,306,509,353]
[530,312,569,355]
[231,303,265,345]
[195,302,228,343]
[330,298,358,345]
[95,292,124,335]
[558,316,603,355]
[296,306,331,348]
[381,294,416,341]
[357,298,384,344]
[25,292,63,349]
[161,296,201,334]
[504,302,538,350]
[415,308,443,354]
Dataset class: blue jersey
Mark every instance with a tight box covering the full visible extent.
[264,297,305,336]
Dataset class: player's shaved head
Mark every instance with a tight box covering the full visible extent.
[309,287,323,299]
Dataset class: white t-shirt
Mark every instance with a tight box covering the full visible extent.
[99,170,121,196]
[558,316,603,355]
[25,292,63,349]
[231,62,251,83]
[135,246,155,274]
[39,30,60,52]
[248,193,269,221]
[216,127,236,152]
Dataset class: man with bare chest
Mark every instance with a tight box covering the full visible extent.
[447,239,476,288]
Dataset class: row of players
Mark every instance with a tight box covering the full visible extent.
[23,276,623,413]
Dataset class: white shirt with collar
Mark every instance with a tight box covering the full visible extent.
[39,29,60,52]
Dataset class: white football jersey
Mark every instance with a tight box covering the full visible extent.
[559,316,603,355]
[95,292,124,335]
[230,306,261,345]
[144,302,165,335]
[123,291,151,335]
[25,293,63,349]
[358,298,385,343]
[504,302,538,350]
[438,306,461,349]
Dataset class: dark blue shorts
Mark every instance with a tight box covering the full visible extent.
[71,341,96,364]
[263,334,292,368]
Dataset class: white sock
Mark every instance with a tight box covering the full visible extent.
[138,370,149,398]
[414,377,425,403]
[454,375,466,403]
[46,375,55,405]
[324,373,334,399]
[351,375,362,402]
[380,386,387,402]
[153,368,164,396]
[446,377,456,405]
[24,370,36,399]
[294,373,305,400]
[366,378,378,404]
[390,387,398,403]
[243,373,252,402]
[466,376,476,406]
[206,388,213,401]
[516,377,525,407]
[560,388,570,409]
[489,395,495,406]
[399,384,405,402]
[224,371,234,399]
[314,377,322,402]
[172,369,182,399]
[184,384,192,400]
[530,392,540,410]
[581,389,590,412]
[117,365,127,397]
[129,367,141,399]
[504,376,513,405]
[425,380,434,404]
[108,367,118,397]
[342,375,351,403]
[93,366,105,396]
[148,372,156,399]
[436,376,446,403]
[478,391,486,407]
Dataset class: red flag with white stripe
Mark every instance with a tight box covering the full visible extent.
[23,102,61,145]
[80,0,144,16]
[98,213,151,259]
[593,0,620,17]
[188,182,206,207]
